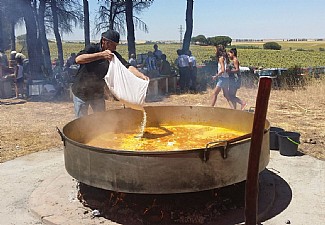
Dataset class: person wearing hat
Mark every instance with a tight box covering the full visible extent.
[72,30,149,118]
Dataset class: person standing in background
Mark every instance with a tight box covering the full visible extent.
[210,45,234,108]
[153,44,163,61]
[227,48,246,110]
[175,49,190,92]
[159,54,172,76]
[143,51,158,78]
[0,49,9,98]
[14,57,25,98]
[64,53,77,69]
[188,50,197,92]
[128,53,137,67]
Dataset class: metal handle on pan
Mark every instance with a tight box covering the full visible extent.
[56,126,66,146]
[203,133,253,162]
[203,140,228,162]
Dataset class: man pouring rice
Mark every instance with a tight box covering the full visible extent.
[72,30,149,118]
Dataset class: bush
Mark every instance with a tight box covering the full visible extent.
[207,36,232,47]
[191,35,208,45]
[297,48,314,52]
[228,45,260,49]
[263,42,281,50]
[277,66,307,89]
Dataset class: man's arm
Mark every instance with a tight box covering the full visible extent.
[128,66,149,80]
[75,50,114,64]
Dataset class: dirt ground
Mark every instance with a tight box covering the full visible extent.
[0,80,324,163]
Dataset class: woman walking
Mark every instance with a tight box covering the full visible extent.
[210,45,233,108]
[227,48,246,110]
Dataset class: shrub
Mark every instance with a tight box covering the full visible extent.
[207,36,232,47]
[263,42,281,50]
[278,66,307,89]
[297,48,314,52]
[191,35,208,45]
[229,45,260,49]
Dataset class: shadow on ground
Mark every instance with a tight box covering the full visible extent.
[77,169,292,225]
[258,169,293,225]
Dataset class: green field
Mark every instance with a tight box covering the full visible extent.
[233,40,325,51]
[42,41,325,69]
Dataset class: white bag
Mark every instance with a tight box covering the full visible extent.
[104,54,149,111]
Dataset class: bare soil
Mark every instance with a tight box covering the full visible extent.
[0,80,324,163]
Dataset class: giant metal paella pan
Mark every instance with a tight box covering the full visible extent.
[59,105,270,194]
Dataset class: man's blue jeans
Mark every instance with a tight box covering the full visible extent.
[73,94,105,118]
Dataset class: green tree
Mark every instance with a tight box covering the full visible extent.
[125,0,153,57]
[96,0,151,58]
[95,1,126,33]
[95,0,150,34]
[0,0,9,51]
[207,36,232,47]
[50,0,64,67]
[17,0,45,79]
[191,35,208,45]
[38,0,52,76]
[48,0,83,67]
[0,0,24,51]
[263,42,281,50]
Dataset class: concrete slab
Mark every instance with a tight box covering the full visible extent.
[0,148,63,225]
[261,150,325,225]
[0,148,324,225]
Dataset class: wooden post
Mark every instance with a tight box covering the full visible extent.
[245,77,272,225]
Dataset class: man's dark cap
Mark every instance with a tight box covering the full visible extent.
[101,30,120,44]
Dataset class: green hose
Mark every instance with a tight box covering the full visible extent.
[287,137,300,145]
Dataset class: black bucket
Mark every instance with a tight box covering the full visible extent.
[270,127,285,150]
[278,131,300,156]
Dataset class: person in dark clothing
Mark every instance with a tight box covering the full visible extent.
[159,54,172,76]
[187,50,197,92]
[175,49,190,92]
[65,53,77,69]
[72,30,148,118]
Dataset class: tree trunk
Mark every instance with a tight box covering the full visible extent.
[182,0,193,53]
[38,0,52,76]
[125,0,136,58]
[10,21,16,51]
[0,1,3,51]
[51,0,64,67]
[109,2,116,30]
[22,0,43,79]
[83,0,90,47]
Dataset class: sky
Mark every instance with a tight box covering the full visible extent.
[18,0,325,41]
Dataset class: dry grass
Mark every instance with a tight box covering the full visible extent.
[0,78,324,163]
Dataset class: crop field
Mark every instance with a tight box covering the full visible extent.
[233,40,325,51]
[46,40,325,69]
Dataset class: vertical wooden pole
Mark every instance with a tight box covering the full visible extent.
[245,77,272,225]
